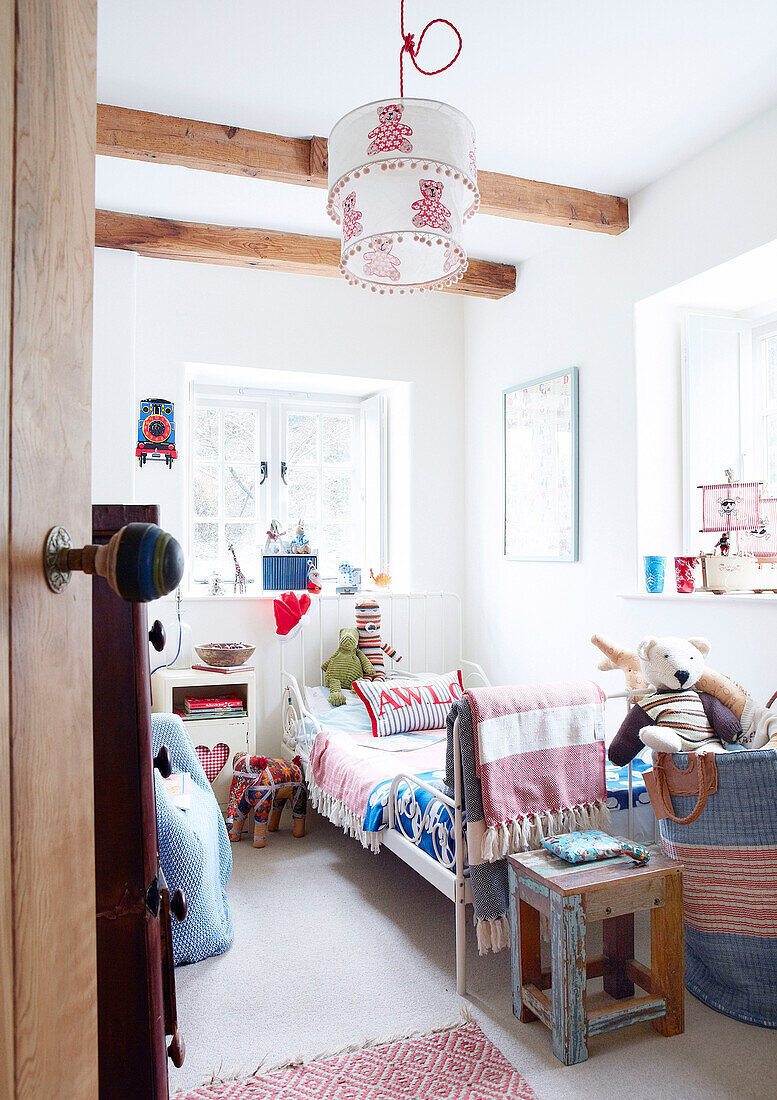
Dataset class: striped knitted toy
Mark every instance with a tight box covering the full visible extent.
[354,598,402,680]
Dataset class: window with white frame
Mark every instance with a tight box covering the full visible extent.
[683,312,777,549]
[758,326,777,490]
[189,386,386,589]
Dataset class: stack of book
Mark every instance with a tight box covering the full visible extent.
[176,694,247,720]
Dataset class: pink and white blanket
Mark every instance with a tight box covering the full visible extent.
[308,728,444,852]
[466,682,609,861]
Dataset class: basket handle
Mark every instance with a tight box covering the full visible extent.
[644,752,718,825]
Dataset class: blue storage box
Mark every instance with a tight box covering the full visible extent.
[262,553,317,591]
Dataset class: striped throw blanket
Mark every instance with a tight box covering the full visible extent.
[469,682,609,861]
[446,682,609,954]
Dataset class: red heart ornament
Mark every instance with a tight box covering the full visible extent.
[196,743,230,783]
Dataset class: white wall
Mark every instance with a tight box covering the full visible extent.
[93,248,137,504]
[464,102,777,705]
[92,254,466,750]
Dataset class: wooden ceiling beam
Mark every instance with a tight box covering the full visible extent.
[94,210,517,300]
[96,104,629,235]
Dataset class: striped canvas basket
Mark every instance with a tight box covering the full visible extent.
[645,750,777,1028]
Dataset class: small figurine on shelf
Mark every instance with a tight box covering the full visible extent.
[715,532,731,556]
[289,519,311,555]
[228,543,247,595]
[264,520,286,555]
[307,561,322,594]
[208,571,223,596]
[370,567,391,589]
[337,561,361,595]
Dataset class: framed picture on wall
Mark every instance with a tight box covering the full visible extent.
[503,367,579,561]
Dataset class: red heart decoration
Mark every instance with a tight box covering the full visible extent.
[196,743,230,784]
[273,590,312,636]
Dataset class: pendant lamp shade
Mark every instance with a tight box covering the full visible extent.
[327,98,478,293]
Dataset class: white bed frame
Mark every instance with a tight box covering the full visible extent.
[279,592,644,996]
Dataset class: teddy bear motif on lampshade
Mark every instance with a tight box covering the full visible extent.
[327,99,478,294]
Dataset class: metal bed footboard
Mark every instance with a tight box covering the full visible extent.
[281,651,650,997]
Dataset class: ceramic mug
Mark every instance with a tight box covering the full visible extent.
[643,555,666,594]
[675,555,699,594]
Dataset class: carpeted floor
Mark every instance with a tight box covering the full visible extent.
[172,810,773,1099]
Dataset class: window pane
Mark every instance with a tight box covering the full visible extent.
[193,464,219,517]
[225,523,258,582]
[223,409,257,462]
[766,413,777,486]
[322,415,352,464]
[287,413,319,465]
[287,467,319,522]
[224,464,256,519]
[193,522,219,575]
[194,408,220,460]
[321,523,354,576]
[323,469,353,519]
[766,337,777,405]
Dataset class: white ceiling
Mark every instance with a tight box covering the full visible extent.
[96,0,777,264]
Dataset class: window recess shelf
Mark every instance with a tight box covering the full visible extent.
[618,592,777,604]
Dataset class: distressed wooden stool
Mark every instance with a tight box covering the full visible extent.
[507,847,684,1066]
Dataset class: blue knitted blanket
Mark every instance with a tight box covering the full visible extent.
[152,713,234,965]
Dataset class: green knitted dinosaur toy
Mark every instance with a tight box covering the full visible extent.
[321,627,376,707]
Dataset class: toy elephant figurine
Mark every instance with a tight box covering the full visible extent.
[321,627,376,706]
[227,754,307,849]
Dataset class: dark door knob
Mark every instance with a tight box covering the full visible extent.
[170,889,187,922]
[153,745,172,779]
[44,522,184,601]
[167,1027,185,1068]
[149,619,166,651]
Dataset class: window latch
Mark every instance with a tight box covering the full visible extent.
[259,460,268,485]
[280,461,288,486]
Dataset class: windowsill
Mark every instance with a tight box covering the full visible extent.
[618,592,777,604]
[168,587,403,603]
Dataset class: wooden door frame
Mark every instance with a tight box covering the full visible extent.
[0,0,15,1088]
[2,1,99,1096]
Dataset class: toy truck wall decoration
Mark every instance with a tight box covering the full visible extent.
[136,398,177,468]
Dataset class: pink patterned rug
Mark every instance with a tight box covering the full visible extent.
[177,1020,536,1099]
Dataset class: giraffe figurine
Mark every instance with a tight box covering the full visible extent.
[228,542,247,595]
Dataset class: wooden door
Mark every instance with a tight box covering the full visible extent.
[92,505,175,1099]
[1,1,99,1097]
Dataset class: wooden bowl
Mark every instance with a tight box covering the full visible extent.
[194,643,256,668]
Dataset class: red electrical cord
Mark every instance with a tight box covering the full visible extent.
[399,0,463,98]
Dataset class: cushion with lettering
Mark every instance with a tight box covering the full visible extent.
[353,672,463,736]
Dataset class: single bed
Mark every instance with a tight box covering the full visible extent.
[279,592,653,994]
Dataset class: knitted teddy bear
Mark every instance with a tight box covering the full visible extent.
[592,632,774,758]
[608,636,743,765]
[341,192,363,242]
[411,179,452,232]
[363,237,401,281]
[321,627,376,706]
[366,104,414,155]
[354,598,402,680]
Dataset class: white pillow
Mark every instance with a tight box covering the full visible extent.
[353,672,463,736]
[303,684,360,715]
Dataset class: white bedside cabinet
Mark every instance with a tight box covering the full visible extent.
[151,666,256,813]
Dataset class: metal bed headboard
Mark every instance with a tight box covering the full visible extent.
[279,591,465,686]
